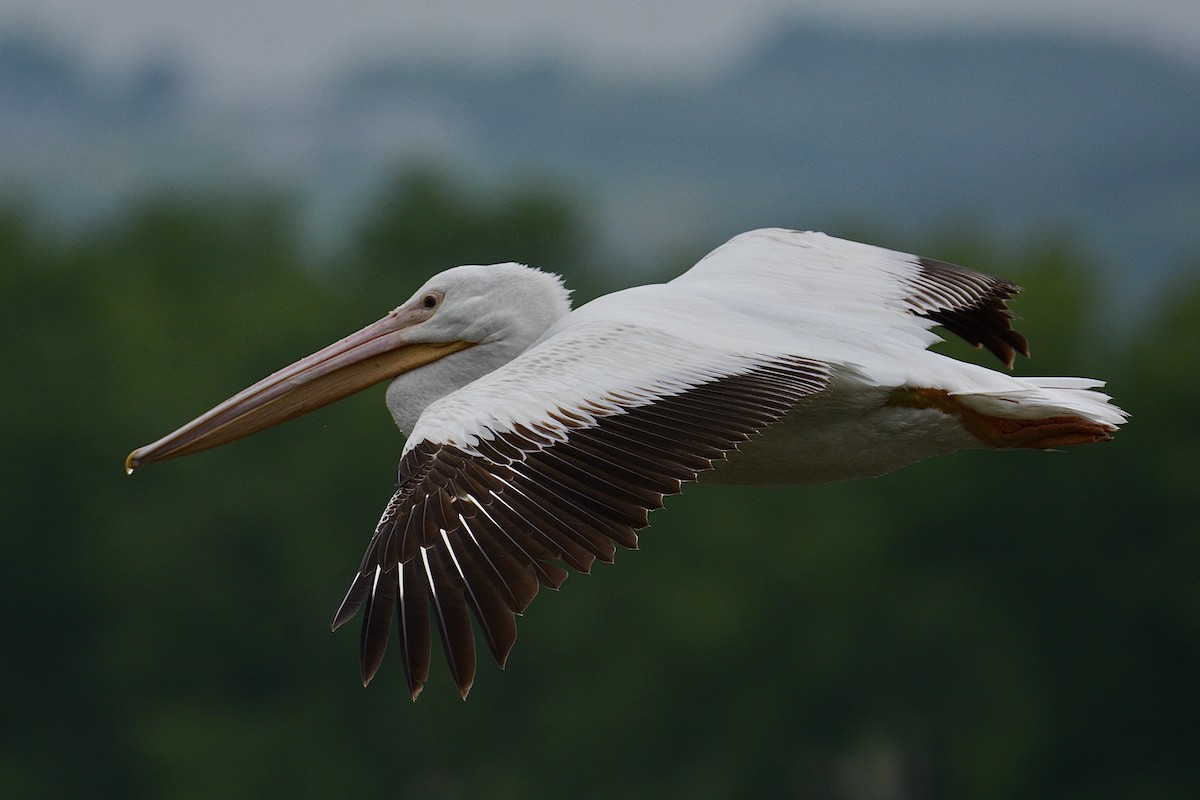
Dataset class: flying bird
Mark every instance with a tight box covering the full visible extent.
[126,228,1125,699]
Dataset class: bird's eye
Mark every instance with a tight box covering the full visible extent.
[422,293,439,309]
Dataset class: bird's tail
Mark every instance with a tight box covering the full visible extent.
[890,378,1127,449]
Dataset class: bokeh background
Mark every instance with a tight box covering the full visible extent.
[2,2,1198,798]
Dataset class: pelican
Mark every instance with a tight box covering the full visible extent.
[126,228,1125,699]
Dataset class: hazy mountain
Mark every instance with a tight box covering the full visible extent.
[2,25,1196,297]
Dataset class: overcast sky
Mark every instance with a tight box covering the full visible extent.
[3,0,1198,95]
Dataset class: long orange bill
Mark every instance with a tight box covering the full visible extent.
[125,307,472,473]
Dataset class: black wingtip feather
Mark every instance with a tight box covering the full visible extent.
[912,256,1031,368]
[399,561,431,701]
[358,568,397,686]
[331,571,371,632]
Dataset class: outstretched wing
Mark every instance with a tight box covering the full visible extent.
[676,228,1029,367]
[331,323,830,699]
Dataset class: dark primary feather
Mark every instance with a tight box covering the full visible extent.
[331,356,830,699]
[908,256,1030,368]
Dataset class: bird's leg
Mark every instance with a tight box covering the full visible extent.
[887,387,1116,449]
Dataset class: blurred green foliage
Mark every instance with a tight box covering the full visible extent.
[1,172,1195,800]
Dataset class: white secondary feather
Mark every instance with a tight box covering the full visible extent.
[676,229,952,347]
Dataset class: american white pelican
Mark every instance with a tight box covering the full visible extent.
[126,228,1125,699]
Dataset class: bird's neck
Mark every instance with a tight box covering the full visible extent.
[384,338,522,435]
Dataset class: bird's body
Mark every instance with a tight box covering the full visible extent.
[126,228,1125,699]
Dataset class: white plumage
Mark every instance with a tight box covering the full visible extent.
[126,228,1125,699]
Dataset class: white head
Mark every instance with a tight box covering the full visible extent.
[395,263,570,349]
[383,263,572,431]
